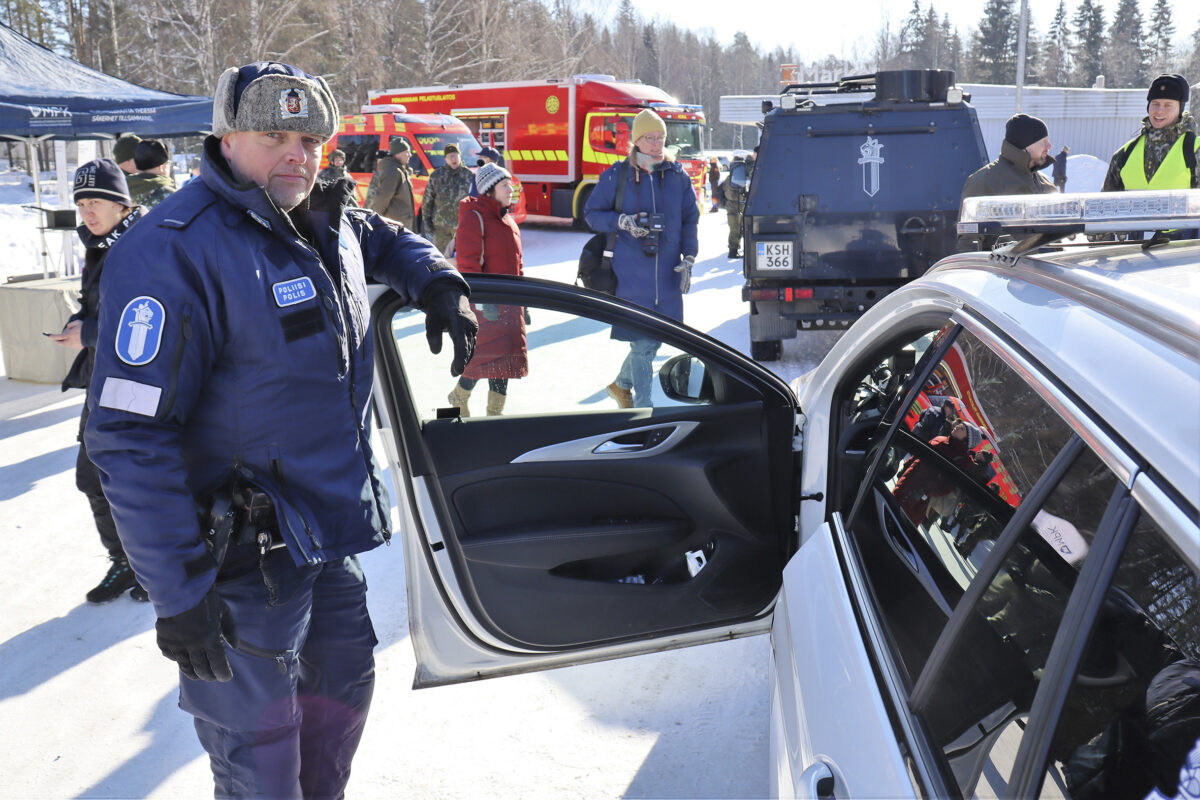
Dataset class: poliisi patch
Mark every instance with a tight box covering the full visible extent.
[273,276,317,307]
[115,296,166,366]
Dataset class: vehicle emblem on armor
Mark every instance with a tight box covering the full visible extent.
[280,88,308,119]
[115,296,166,366]
[858,136,884,197]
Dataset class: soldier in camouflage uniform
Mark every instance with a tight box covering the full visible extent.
[721,152,754,258]
[318,149,348,181]
[1103,74,1199,192]
[364,138,416,229]
[421,143,474,254]
[126,139,177,210]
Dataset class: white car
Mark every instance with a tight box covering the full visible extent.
[369,190,1200,799]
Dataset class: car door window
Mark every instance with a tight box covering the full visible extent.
[915,445,1119,799]
[852,326,1077,684]
[388,303,706,420]
[1038,510,1200,800]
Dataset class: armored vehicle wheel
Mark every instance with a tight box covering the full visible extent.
[751,340,782,362]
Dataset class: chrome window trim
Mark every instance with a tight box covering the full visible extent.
[951,308,1138,489]
[1131,473,1200,573]
[830,512,952,798]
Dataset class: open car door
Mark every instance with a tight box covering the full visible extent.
[369,275,799,687]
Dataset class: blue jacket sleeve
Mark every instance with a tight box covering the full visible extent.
[352,209,468,305]
[679,168,700,259]
[84,229,221,618]
[583,163,622,234]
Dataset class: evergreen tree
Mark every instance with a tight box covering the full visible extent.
[1070,0,1106,87]
[972,0,1017,83]
[899,0,924,67]
[1103,0,1148,87]
[1146,0,1176,75]
[1041,0,1072,86]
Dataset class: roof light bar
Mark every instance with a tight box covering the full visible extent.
[958,189,1200,235]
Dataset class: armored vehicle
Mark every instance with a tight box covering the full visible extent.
[736,70,988,360]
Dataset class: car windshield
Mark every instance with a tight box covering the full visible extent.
[414,132,482,169]
[665,121,703,160]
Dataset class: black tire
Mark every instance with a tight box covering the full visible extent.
[751,340,782,362]
[573,185,594,230]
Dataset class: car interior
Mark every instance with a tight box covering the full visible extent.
[373,279,797,651]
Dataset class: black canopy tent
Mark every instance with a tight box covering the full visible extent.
[0,21,213,274]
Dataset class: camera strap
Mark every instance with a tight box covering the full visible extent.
[606,160,631,256]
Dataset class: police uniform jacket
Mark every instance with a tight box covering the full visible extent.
[84,136,467,618]
[583,155,699,333]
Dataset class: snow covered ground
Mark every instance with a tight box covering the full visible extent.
[0,174,844,799]
[0,146,1119,798]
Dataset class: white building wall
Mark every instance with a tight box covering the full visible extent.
[719,84,1151,161]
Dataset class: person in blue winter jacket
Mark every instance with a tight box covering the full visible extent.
[84,61,477,798]
[584,108,699,408]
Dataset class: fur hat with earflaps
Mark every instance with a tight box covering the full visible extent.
[212,62,339,141]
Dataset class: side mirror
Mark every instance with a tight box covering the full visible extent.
[658,355,713,404]
[729,161,748,191]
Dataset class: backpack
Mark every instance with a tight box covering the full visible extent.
[577,162,629,294]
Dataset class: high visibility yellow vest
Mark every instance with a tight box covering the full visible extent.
[1118,131,1199,190]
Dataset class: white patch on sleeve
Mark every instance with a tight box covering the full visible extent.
[98,377,162,417]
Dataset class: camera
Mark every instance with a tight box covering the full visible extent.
[637,212,666,255]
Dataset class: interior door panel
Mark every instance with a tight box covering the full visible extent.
[372,275,797,655]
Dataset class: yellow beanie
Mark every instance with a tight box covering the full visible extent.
[631,109,667,145]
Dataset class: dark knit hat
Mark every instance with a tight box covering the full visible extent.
[133,139,170,170]
[1148,74,1189,107]
[389,137,410,155]
[475,162,512,195]
[444,143,460,155]
[212,61,338,140]
[73,159,133,207]
[112,134,141,164]
[1005,113,1049,149]
[478,146,501,163]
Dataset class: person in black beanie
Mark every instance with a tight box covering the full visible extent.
[1103,73,1198,192]
[127,139,176,209]
[957,113,1057,250]
[47,158,148,603]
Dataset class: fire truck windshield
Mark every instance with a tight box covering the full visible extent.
[665,121,703,160]
[414,133,482,169]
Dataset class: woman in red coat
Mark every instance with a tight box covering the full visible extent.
[447,163,528,416]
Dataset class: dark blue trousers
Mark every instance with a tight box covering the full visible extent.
[179,553,377,799]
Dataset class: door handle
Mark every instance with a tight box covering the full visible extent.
[799,760,835,798]
[593,440,646,454]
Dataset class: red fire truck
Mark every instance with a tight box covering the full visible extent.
[324,106,526,224]
[367,75,707,224]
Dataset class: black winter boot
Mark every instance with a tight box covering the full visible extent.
[86,555,138,604]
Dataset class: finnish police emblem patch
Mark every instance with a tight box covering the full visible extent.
[115,296,166,366]
[280,88,309,119]
[272,277,317,307]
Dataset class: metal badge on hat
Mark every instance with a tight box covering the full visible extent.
[280,87,309,119]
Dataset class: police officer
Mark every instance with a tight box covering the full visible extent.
[364,137,416,229]
[421,142,474,253]
[1103,74,1198,192]
[84,61,477,797]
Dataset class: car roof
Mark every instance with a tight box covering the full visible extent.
[921,241,1200,520]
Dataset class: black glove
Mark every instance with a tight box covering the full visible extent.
[424,283,478,377]
[155,592,237,682]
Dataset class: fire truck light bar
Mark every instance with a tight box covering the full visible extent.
[958,189,1200,234]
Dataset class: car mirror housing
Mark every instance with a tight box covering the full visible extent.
[659,355,713,404]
